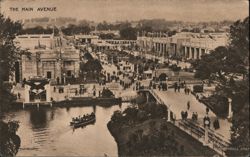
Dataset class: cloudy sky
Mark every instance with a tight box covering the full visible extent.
[0,0,249,22]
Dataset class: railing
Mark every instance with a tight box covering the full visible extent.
[178,119,230,156]
[122,96,137,102]
[138,87,168,107]
[150,89,165,105]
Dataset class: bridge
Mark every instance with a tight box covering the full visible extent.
[138,88,172,121]
[138,87,230,156]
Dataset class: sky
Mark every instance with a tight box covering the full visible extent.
[0,0,249,22]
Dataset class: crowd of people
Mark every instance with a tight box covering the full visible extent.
[72,112,95,122]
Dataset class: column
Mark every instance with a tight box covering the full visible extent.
[196,48,200,59]
[204,126,209,145]
[154,43,157,53]
[194,47,197,59]
[198,48,202,59]
[146,92,149,103]
[56,59,62,83]
[189,47,192,59]
[184,46,187,59]
[156,43,158,53]
[167,109,171,121]
[160,43,163,54]
[24,85,30,103]
[45,84,51,102]
[191,48,195,59]
[228,98,233,119]
[164,44,167,54]
[155,43,158,52]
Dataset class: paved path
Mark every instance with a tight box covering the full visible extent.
[154,88,215,119]
[152,88,231,141]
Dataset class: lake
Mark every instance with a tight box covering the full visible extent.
[2,104,130,156]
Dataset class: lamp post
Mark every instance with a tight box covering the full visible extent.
[67,83,70,99]
[63,73,66,85]
[203,115,210,146]
[228,98,233,119]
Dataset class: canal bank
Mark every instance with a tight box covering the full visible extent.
[11,97,122,109]
[107,118,218,156]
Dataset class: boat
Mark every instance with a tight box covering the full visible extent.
[70,113,96,128]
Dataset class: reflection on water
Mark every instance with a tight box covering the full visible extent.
[3,104,129,156]
[29,109,48,129]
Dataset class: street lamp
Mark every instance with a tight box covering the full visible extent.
[203,115,211,146]
[67,83,70,98]
[228,97,233,119]
[63,73,66,85]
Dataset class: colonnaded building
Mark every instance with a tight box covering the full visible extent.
[10,32,228,84]
[137,32,229,60]
[14,34,80,84]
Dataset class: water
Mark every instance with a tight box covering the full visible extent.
[2,104,129,156]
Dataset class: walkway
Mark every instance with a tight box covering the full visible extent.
[140,87,231,156]
[153,88,231,141]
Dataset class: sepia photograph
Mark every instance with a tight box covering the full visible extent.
[0,0,249,156]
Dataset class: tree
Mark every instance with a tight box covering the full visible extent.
[99,33,115,39]
[111,110,123,123]
[83,52,94,60]
[102,88,114,98]
[19,26,59,35]
[96,21,110,30]
[0,121,21,156]
[0,14,22,111]
[192,16,249,156]
[123,106,138,121]
[80,59,102,73]
[0,14,22,155]
[61,24,91,35]
[120,27,137,40]
[159,73,167,82]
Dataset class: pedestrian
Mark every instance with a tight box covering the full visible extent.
[54,86,56,92]
[158,84,161,91]
[174,82,177,92]
[192,112,195,121]
[213,119,220,129]
[173,114,176,124]
[195,112,198,120]
[17,92,21,99]
[206,107,209,114]
[75,89,78,96]
[181,111,184,120]
[187,101,190,110]
[184,111,188,119]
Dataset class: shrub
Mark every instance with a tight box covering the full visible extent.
[193,85,203,93]
[102,88,114,98]
[169,64,181,72]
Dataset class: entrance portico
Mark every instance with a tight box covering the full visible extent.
[24,77,51,104]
